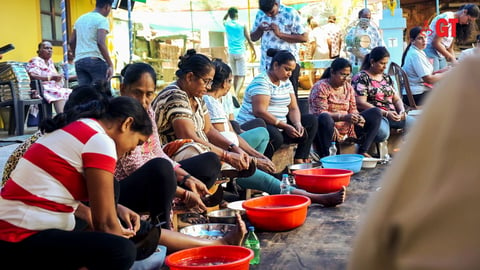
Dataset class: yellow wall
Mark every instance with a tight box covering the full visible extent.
[0,0,94,62]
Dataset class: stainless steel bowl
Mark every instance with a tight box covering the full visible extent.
[288,162,321,173]
[207,209,239,224]
[179,223,236,240]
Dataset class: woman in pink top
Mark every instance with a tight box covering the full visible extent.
[309,58,382,157]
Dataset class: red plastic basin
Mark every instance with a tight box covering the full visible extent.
[242,194,311,232]
[293,168,353,193]
[165,245,253,270]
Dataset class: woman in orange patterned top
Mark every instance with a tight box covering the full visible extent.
[308,58,382,158]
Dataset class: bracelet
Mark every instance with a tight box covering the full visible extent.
[47,75,51,81]
[181,190,190,201]
[227,143,236,151]
[222,150,229,161]
[179,174,191,186]
[274,119,280,127]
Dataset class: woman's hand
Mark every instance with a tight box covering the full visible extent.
[226,152,250,170]
[184,176,211,198]
[387,111,402,122]
[183,190,207,213]
[117,204,141,233]
[256,157,276,174]
[285,124,303,138]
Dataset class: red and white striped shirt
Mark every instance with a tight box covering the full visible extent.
[0,118,117,242]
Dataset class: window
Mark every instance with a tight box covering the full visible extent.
[40,0,65,46]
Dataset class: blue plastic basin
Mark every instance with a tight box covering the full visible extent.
[320,154,364,173]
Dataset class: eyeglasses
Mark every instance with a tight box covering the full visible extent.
[195,75,213,88]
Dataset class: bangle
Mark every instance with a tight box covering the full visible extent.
[228,143,236,151]
[181,190,189,201]
[47,75,51,81]
[222,150,228,161]
[179,174,191,186]
[274,119,280,127]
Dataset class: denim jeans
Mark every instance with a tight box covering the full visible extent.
[75,57,109,86]
[375,115,416,142]
[424,45,447,72]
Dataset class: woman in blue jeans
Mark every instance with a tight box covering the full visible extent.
[203,58,345,207]
[351,47,416,143]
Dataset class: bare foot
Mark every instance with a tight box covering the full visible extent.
[219,212,247,245]
[309,186,346,207]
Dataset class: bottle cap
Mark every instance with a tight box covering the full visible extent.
[282,174,288,178]
[248,226,255,231]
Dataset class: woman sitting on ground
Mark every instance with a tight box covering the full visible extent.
[0,83,247,261]
[236,48,318,164]
[152,49,345,207]
[0,96,152,269]
[351,46,415,142]
[117,62,223,226]
[401,26,448,107]
[309,58,382,158]
[204,59,276,174]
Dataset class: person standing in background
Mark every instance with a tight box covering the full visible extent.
[309,17,330,60]
[323,15,343,59]
[223,7,257,99]
[346,8,384,67]
[250,0,308,99]
[69,0,114,87]
[424,4,479,71]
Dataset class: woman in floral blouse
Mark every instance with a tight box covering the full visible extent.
[309,57,382,158]
[351,46,415,142]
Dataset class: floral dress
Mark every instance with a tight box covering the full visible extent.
[351,70,397,112]
[26,56,71,103]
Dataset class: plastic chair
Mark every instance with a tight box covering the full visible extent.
[0,80,48,135]
[388,62,419,110]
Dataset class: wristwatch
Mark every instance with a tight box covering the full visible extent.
[228,143,236,151]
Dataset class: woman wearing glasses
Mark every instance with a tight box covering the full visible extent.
[152,50,345,207]
[309,58,382,158]
[152,49,250,172]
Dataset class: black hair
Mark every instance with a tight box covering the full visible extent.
[210,58,232,92]
[401,26,423,67]
[96,0,114,8]
[455,4,480,44]
[102,96,152,137]
[40,83,112,133]
[358,8,370,19]
[228,7,238,19]
[361,46,390,71]
[175,49,214,79]
[259,0,276,14]
[41,94,152,137]
[320,58,352,79]
[121,62,157,86]
[461,4,480,18]
[267,48,296,70]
